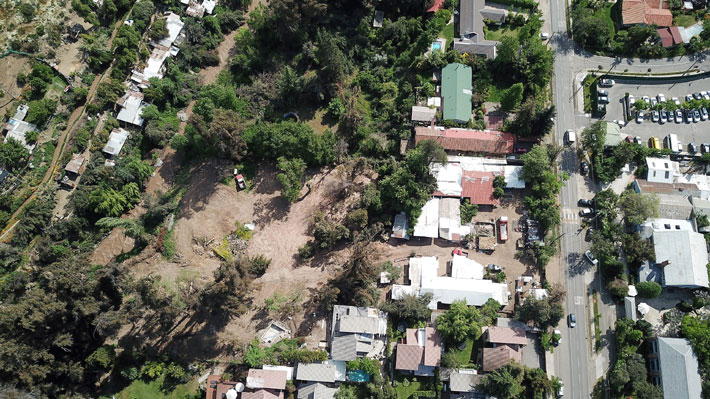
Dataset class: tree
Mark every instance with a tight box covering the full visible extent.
[620,191,659,225]
[516,297,564,329]
[149,18,168,40]
[26,99,57,127]
[0,138,30,171]
[500,83,524,112]
[681,316,710,369]
[460,199,478,223]
[19,3,35,22]
[435,300,483,343]
[89,185,128,217]
[131,0,156,31]
[635,281,662,298]
[276,157,306,202]
[479,364,524,399]
[581,121,606,155]
[607,278,629,299]
[380,293,433,322]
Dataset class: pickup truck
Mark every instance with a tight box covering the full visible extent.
[498,216,508,241]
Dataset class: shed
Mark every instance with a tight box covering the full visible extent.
[65,154,85,175]
[392,212,410,239]
[624,296,638,322]
[103,128,130,158]
[373,10,384,28]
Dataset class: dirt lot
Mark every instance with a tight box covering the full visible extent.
[0,55,31,115]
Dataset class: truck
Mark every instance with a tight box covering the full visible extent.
[498,216,508,242]
[666,134,680,153]
[234,169,246,190]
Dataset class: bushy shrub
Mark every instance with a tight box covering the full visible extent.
[249,255,271,276]
[635,281,661,298]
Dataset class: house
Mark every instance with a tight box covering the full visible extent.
[61,153,86,188]
[442,63,473,122]
[462,170,498,206]
[482,344,521,371]
[154,12,185,48]
[295,361,345,383]
[131,46,172,87]
[638,219,710,289]
[2,104,37,153]
[484,326,528,347]
[391,212,410,239]
[624,296,638,321]
[391,256,509,308]
[653,193,692,220]
[657,27,682,47]
[415,127,515,155]
[103,128,130,160]
[205,375,243,399]
[633,179,703,198]
[691,196,710,218]
[116,91,147,127]
[395,327,442,376]
[448,369,484,398]
[438,197,469,241]
[648,337,702,399]
[329,305,387,362]
[297,382,337,399]
[411,105,437,123]
[621,0,672,26]
[246,369,287,391]
[646,157,680,184]
[454,0,499,60]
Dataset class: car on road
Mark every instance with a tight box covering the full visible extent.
[672,96,681,105]
[580,161,589,175]
[598,95,610,104]
[597,89,609,96]
[540,32,550,40]
[675,109,683,123]
[557,382,564,398]
[694,109,701,123]
[694,92,703,100]
[578,199,594,207]
[584,250,599,265]
[650,136,661,149]
[611,119,624,127]
[553,329,562,347]
[702,91,710,100]
[487,264,502,272]
[702,107,709,121]
[568,313,577,328]
[636,110,644,123]
[599,78,615,87]
[660,109,668,123]
[689,142,699,154]
[658,93,666,103]
[686,109,693,123]
[579,208,595,217]
[635,136,642,145]
[651,110,659,122]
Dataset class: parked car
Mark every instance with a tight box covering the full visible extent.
[580,161,589,175]
[672,96,680,105]
[686,109,693,123]
[628,95,635,106]
[660,109,668,124]
[686,94,694,102]
[703,143,710,154]
[702,107,709,121]
[579,208,595,217]
[568,313,577,328]
[642,95,650,104]
[689,142,699,154]
[598,95,610,104]
[585,228,595,241]
[634,136,642,145]
[597,89,609,96]
[658,93,666,103]
[599,78,615,87]
[553,330,562,347]
[650,136,661,150]
[694,92,702,100]
[557,382,564,398]
[675,109,683,123]
[584,250,598,265]
[578,199,594,207]
[693,109,701,123]
[702,91,710,100]
[636,110,644,123]
[540,32,550,40]
[651,110,659,122]
[650,97,658,108]
[611,119,625,127]
[487,264,502,272]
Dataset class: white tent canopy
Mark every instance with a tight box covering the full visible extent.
[638,302,651,315]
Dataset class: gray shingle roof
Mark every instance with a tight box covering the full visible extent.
[653,229,710,288]
[296,363,336,383]
[450,372,483,392]
[338,315,379,334]
[330,334,357,361]
[297,382,337,399]
[657,337,702,399]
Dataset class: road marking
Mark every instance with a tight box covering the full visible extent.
[561,209,579,222]
[575,296,583,305]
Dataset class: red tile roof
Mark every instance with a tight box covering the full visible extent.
[482,345,522,371]
[246,369,287,390]
[396,344,424,371]
[206,375,241,399]
[415,127,515,155]
[622,0,672,26]
[395,327,442,371]
[486,326,528,346]
[427,0,445,12]
[657,28,673,47]
[670,27,683,44]
[462,171,499,206]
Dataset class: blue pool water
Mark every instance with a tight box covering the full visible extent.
[348,370,371,382]
[432,41,443,52]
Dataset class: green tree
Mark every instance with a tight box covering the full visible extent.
[276,157,306,202]
[19,3,35,22]
[380,293,433,322]
[479,363,524,399]
[500,83,524,112]
[619,191,659,225]
[460,199,478,223]
[515,296,564,329]
[581,121,606,155]
[89,185,128,217]
[149,18,169,40]
[0,138,30,171]
[435,300,483,343]
[607,279,629,299]
[635,281,662,298]
[26,99,57,127]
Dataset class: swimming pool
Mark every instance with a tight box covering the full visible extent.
[348,370,371,382]
[431,41,443,52]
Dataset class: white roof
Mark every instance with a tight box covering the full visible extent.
[203,0,216,13]
[13,104,29,121]
[678,174,710,198]
[392,212,410,239]
[413,198,440,238]
[530,288,548,300]
[439,197,470,241]
[657,337,703,399]
[627,285,638,297]
[116,92,146,127]
[638,302,650,314]
[431,162,463,197]
[427,97,441,107]
[142,47,170,81]
[450,254,484,279]
[624,296,637,321]
[391,284,415,300]
[646,157,680,183]
[156,12,184,48]
[653,229,709,288]
[448,156,524,188]
[639,218,694,238]
[3,119,37,153]
[411,105,437,122]
[102,128,130,157]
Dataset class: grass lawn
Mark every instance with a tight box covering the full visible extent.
[394,377,422,399]
[440,23,454,48]
[104,375,199,399]
[449,338,474,365]
[676,14,697,28]
[484,24,521,42]
[595,3,616,38]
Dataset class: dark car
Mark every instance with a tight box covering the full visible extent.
[585,228,595,241]
[580,161,589,175]
[689,142,699,154]
[578,199,594,207]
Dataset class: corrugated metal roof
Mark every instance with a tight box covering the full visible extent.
[330,334,357,361]
[442,63,473,122]
[657,337,702,399]
[296,363,336,383]
[412,105,437,122]
[297,382,337,399]
[415,127,515,154]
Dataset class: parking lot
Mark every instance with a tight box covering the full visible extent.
[599,75,710,151]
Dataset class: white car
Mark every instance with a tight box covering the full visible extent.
[650,97,658,107]
[557,382,564,398]
[642,95,650,105]
[672,96,681,105]
[628,95,635,106]
[599,78,615,87]
[584,250,599,265]
[651,110,659,122]
[611,119,625,127]
[686,94,694,102]
[540,32,550,40]
[657,93,666,103]
[675,109,683,123]
[553,329,562,346]
[636,110,644,123]
[702,91,710,100]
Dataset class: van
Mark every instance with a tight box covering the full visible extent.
[667,134,679,152]
[565,130,576,144]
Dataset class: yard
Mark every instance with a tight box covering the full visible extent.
[484,24,522,42]
[393,373,436,399]
[102,376,199,399]
[446,336,481,367]
[440,22,454,49]
[676,14,697,28]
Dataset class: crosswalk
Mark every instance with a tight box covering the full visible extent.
[561,208,580,222]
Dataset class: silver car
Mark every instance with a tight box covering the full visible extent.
[651,110,659,122]
[693,109,701,123]
[675,109,683,123]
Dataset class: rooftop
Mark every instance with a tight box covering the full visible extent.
[246,369,287,390]
[65,153,85,175]
[116,91,147,127]
[482,344,521,371]
[296,363,337,383]
[297,382,337,399]
[415,127,515,155]
[657,337,702,399]
[622,0,672,26]
[450,371,484,393]
[102,128,130,157]
[442,63,473,122]
[485,326,528,346]
[395,327,442,372]
[411,105,437,122]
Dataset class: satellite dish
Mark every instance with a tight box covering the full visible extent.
[235,382,245,392]
[226,389,238,399]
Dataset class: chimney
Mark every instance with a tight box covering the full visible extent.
[658,260,671,267]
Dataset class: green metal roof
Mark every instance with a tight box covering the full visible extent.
[442,63,473,122]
